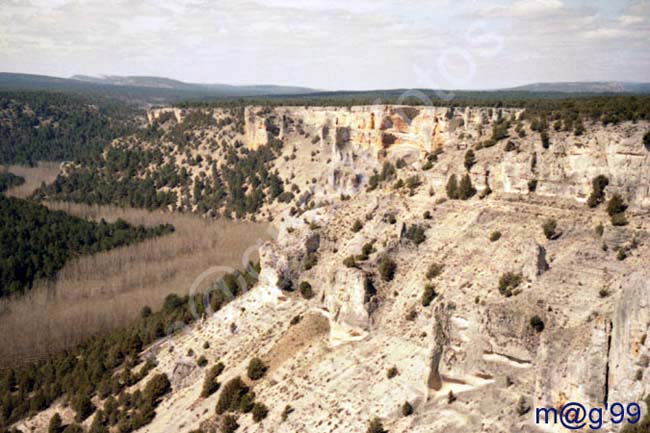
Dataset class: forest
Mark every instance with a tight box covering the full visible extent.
[35,110,287,218]
[0,172,25,193]
[0,195,174,297]
[0,91,139,166]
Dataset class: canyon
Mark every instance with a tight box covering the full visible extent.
[17,104,650,433]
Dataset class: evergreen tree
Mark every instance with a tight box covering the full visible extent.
[48,413,63,433]
[458,174,476,200]
[446,174,459,199]
[464,150,476,171]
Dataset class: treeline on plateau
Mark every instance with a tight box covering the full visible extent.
[0,91,139,166]
[0,172,25,193]
[182,93,650,124]
[0,195,174,297]
[0,264,259,433]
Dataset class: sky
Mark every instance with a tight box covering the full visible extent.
[1,0,649,90]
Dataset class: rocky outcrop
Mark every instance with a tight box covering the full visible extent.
[609,272,650,405]
[243,106,650,211]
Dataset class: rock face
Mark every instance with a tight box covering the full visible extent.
[126,191,643,433]
[323,267,372,345]
[609,272,650,406]
[244,106,650,211]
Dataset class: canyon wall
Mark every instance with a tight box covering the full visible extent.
[244,105,650,211]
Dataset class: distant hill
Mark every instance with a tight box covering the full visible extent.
[508,81,650,94]
[0,73,318,104]
[71,74,317,96]
[2,73,650,106]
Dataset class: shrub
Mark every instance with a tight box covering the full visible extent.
[541,132,550,149]
[351,219,363,233]
[387,366,398,379]
[617,248,627,261]
[221,414,239,433]
[303,252,318,270]
[384,213,397,224]
[358,241,376,260]
[516,396,531,416]
[252,403,269,422]
[305,233,320,254]
[607,194,628,226]
[405,224,426,246]
[247,357,267,381]
[422,284,437,307]
[528,179,538,192]
[595,224,604,237]
[489,231,502,242]
[197,355,208,367]
[239,391,256,413]
[426,263,444,279]
[458,174,476,200]
[216,377,249,414]
[611,212,629,226]
[423,210,432,219]
[542,219,558,240]
[201,362,225,398]
[402,401,414,416]
[406,175,422,191]
[62,424,84,433]
[481,138,497,148]
[530,315,544,333]
[644,130,650,150]
[378,257,397,282]
[140,306,152,319]
[299,281,314,299]
[498,272,522,297]
[281,405,294,422]
[607,193,627,216]
[505,140,517,152]
[446,174,459,199]
[492,120,510,141]
[464,150,476,171]
[367,418,387,433]
[343,255,357,268]
[49,413,63,433]
[587,175,609,208]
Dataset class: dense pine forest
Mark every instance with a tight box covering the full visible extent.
[0,91,139,166]
[0,195,174,297]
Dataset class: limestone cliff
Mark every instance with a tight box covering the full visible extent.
[244,106,650,211]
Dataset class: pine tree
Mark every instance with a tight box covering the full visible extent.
[48,413,63,433]
[464,150,476,171]
[446,174,459,199]
[458,174,476,200]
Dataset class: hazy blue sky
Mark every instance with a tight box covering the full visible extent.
[1,0,648,90]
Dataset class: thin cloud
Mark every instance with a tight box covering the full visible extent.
[0,0,648,89]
